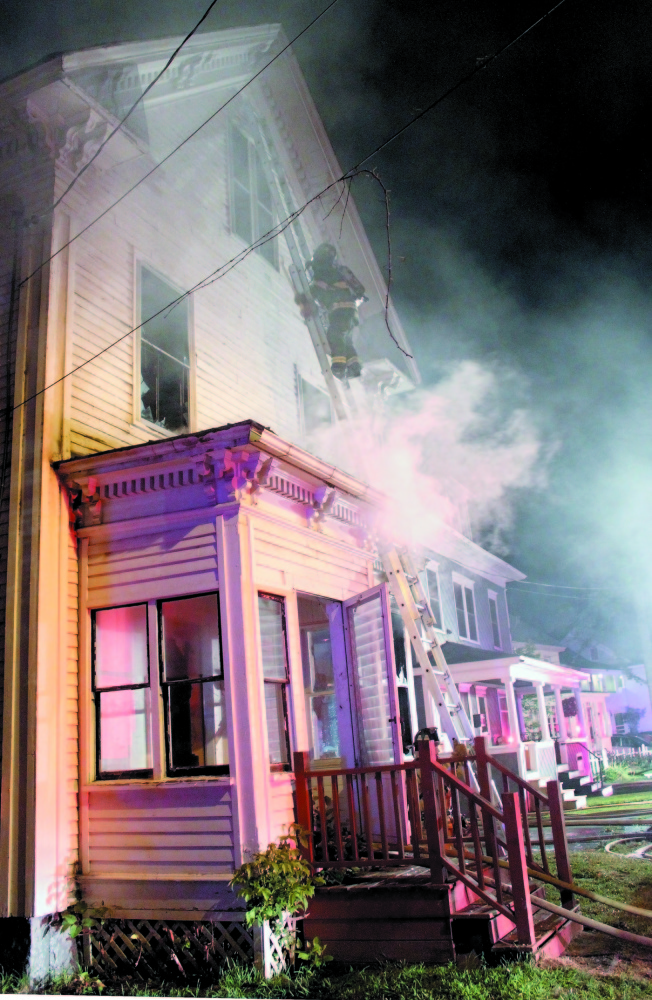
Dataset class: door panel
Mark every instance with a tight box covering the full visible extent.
[343,583,401,766]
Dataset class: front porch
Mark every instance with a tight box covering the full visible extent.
[449,656,612,802]
[296,737,583,963]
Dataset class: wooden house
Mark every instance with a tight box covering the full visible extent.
[0,25,564,974]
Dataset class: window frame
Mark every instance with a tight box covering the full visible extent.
[133,259,196,436]
[423,562,444,631]
[452,574,479,643]
[91,602,153,781]
[158,591,229,778]
[297,371,334,437]
[258,592,293,772]
[228,123,279,270]
[488,591,502,649]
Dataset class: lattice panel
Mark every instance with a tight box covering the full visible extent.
[265,913,297,978]
[85,919,254,981]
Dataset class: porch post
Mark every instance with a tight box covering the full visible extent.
[574,688,588,739]
[553,686,568,740]
[504,677,520,743]
[534,682,551,741]
[417,740,446,883]
[502,791,536,949]
[515,692,526,741]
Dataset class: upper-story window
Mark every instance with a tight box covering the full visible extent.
[230,125,277,269]
[453,578,478,642]
[139,267,190,432]
[425,567,443,630]
[488,593,501,649]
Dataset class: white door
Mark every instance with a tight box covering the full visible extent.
[343,583,402,767]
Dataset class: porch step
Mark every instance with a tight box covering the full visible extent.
[452,883,546,958]
[600,784,614,797]
[491,903,582,960]
[563,793,587,810]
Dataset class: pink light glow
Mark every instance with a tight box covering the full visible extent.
[507,736,514,743]
[310,362,543,550]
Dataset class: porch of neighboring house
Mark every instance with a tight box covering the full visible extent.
[298,737,583,964]
[448,656,613,804]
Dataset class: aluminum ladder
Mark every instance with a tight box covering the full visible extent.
[253,114,355,422]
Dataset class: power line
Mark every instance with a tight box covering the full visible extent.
[14,0,574,413]
[511,583,608,590]
[43,0,223,221]
[19,0,342,288]
[351,0,571,172]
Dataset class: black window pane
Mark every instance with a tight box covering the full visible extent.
[140,340,189,431]
[398,686,412,754]
[162,594,222,682]
[265,682,289,765]
[167,680,228,770]
[233,179,253,244]
[489,598,501,648]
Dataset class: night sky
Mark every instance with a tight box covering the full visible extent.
[2,0,651,656]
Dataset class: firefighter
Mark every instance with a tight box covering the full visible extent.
[296,243,366,380]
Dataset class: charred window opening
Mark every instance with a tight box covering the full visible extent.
[230,125,278,269]
[298,374,333,435]
[140,267,190,432]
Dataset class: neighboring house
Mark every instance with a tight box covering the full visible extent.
[0,26,530,969]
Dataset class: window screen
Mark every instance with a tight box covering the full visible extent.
[140,267,190,432]
[160,593,228,775]
[93,604,152,778]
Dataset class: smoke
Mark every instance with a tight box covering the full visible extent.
[310,359,545,552]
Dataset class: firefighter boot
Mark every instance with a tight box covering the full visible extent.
[331,357,347,379]
[345,356,361,378]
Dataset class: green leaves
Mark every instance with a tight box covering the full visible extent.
[229,825,322,928]
[297,935,333,969]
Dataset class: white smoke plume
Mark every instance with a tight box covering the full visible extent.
[310,360,546,553]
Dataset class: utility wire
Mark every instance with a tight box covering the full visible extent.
[350,0,571,172]
[14,0,573,412]
[510,583,602,590]
[19,0,342,288]
[42,0,223,221]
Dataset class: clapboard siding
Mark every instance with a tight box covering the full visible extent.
[86,782,235,875]
[253,517,371,598]
[87,517,218,606]
[62,103,328,460]
[268,774,295,844]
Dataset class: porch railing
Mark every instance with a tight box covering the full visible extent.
[294,736,575,950]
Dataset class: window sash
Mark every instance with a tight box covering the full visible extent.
[159,593,228,775]
[258,593,292,769]
[230,125,278,268]
[489,596,501,648]
[92,603,152,779]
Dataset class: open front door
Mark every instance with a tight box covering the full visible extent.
[343,583,402,766]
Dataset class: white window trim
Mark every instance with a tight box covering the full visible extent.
[487,589,502,650]
[132,256,196,436]
[423,560,445,634]
[452,572,479,644]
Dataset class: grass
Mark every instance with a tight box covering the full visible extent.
[580,791,652,811]
[3,852,652,998]
[1,959,651,1000]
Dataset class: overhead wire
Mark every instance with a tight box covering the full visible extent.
[41,0,224,221]
[19,0,342,288]
[13,0,574,413]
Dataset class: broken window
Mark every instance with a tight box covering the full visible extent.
[258,594,292,770]
[160,593,228,775]
[230,125,278,268]
[298,375,333,435]
[139,266,190,432]
[93,603,152,778]
[425,568,442,629]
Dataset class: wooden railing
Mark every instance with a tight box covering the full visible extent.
[294,736,575,949]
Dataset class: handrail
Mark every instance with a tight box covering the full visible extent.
[482,751,549,805]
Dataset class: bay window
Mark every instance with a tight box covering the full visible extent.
[92,592,228,780]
